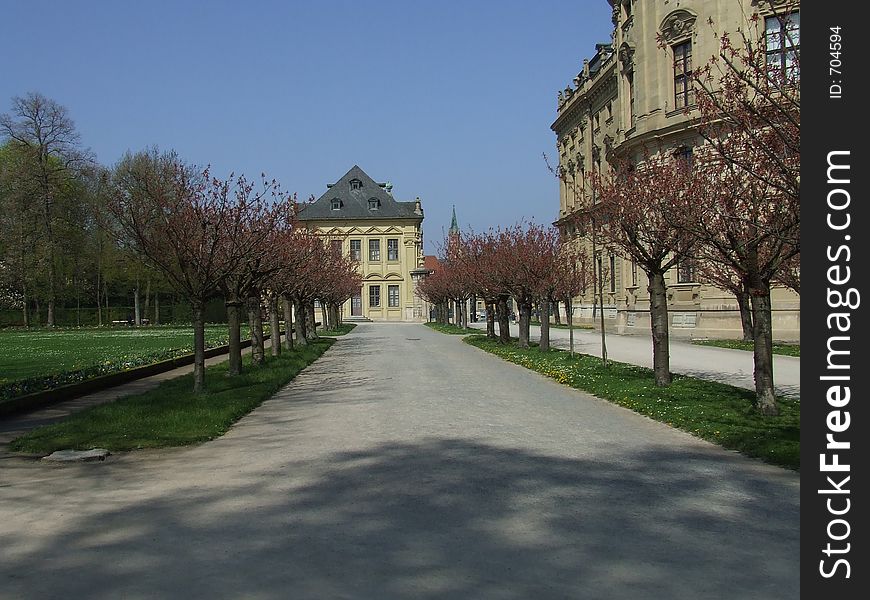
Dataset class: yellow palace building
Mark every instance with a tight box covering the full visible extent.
[297,165,429,322]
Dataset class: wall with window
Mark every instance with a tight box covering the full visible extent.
[303,220,425,322]
[551,0,800,341]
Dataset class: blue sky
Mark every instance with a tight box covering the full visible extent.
[1,0,613,253]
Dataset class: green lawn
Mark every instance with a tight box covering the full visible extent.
[9,339,334,454]
[424,322,479,335]
[318,323,357,336]
[465,335,799,471]
[0,325,242,401]
[691,339,801,357]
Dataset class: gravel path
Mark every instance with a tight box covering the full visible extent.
[0,323,799,599]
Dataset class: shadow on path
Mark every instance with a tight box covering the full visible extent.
[1,438,799,600]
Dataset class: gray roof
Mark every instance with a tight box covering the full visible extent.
[297,165,422,221]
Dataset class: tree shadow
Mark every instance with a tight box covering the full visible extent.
[1,438,799,599]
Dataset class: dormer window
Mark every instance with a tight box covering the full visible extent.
[368,198,380,210]
[331,198,342,210]
[350,178,362,190]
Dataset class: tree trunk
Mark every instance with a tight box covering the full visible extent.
[486,301,496,339]
[749,278,778,415]
[518,301,532,349]
[294,299,308,345]
[143,277,151,324]
[76,277,81,326]
[597,261,608,367]
[320,301,329,330]
[192,301,206,393]
[460,298,468,329]
[154,291,160,325]
[46,249,56,327]
[226,300,243,376]
[648,270,672,386]
[249,295,265,365]
[305,301,318,340]
[497,295,511,344]
[134,280,141,327]
[22,285,30,328]
[283,295,294,350]
[96,265,102,327]
[47,296,55,327]
[737,282,754,343]
[540,297,551,351]
[269,293,281,357]
[592,227,607,366]
[552,301,562,325]
[565,296,575,357]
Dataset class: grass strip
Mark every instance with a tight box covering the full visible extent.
[691,339,800,357]
[9,339,334,454]
[530,320,594,330]
[318,323,357,337]
[464,335,799,471]
[424,322,480,335]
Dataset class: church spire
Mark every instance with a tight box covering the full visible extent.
[449,205,459,236]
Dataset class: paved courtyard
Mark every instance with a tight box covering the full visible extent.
[0,323,799,599]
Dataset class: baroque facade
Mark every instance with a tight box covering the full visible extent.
[297,165,428,322]
[551,0,800,341]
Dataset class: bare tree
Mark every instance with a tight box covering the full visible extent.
[109,149,240,393]
[592,154,706,386]
[1,93,92,326]
[687,8,800,415]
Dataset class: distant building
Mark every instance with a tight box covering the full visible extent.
[297,165,427,322]
[551,0,800,341]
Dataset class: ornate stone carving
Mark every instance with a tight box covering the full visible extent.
[659,10,697,44]
[618,42,635,72]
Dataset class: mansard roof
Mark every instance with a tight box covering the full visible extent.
[297,165,422,221]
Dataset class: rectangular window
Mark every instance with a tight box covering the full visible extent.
[350,239,361,261]
[369,239,380,261]
[369,285,381,307]
[677,260,696,283]
[675,146,693,170]
[673,41,693,109]
[631,260,638,286]
[331,239,343,255]
[609,255,616,293]
[387,238,399,261]
[388,285,400,307]
[765,12,800,83]
[626,71,636,126]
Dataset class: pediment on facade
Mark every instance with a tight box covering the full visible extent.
[384,272,403,280]
[364,272,382,280]
[659,9,697,44]
[618,41,635,72]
